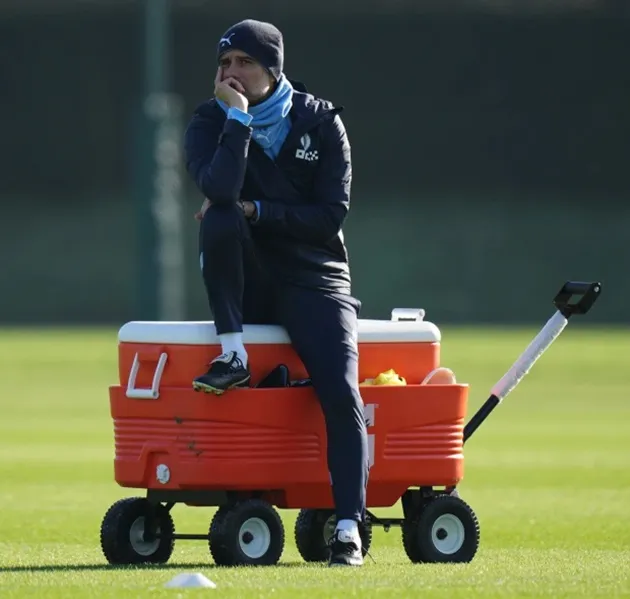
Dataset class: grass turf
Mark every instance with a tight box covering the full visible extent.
[0,325,629,597]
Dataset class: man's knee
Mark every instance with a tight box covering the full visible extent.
[200,203,244,249]
[314,376,364,422]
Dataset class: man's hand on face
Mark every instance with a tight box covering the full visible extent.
[214,67,249,113]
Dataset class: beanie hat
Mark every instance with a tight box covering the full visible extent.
[217,19,284,81]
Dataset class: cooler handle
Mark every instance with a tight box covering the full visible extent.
[126,352,168,399]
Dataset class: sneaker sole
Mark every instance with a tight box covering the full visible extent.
[329,559,364,567]
[192,375,251,395]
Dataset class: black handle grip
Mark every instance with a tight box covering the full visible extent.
[553,281,601,317]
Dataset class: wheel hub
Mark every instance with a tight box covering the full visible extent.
[242,531,254,544]
[431,514,465,555]
[129,517,161,556]
[238,517,271,559]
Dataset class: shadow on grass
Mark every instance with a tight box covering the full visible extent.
[1,561,311,573]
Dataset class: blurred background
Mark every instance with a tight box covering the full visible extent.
[1,0,628,326]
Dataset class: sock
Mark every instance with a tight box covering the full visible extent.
[218,333,248,367]
[335,519,360,544]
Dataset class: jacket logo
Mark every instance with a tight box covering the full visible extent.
[295,133,319,162]
[219,33,235,46]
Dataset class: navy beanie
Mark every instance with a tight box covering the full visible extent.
[217,19,284,80]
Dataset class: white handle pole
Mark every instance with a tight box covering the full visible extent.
[491,310,568,403]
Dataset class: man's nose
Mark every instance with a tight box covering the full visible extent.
[223,63,238,79]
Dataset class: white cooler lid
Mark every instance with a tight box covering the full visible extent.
[118,318,440,345]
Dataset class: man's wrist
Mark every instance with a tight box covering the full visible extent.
[227,106,252,126]
[231,98,249,113]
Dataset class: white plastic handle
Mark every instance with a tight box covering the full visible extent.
[391,308,425,322]
[126,352,168,399]
[491,310,568,403]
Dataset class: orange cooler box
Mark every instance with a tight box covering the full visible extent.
[100,280,599,567]
[110,315,468,509]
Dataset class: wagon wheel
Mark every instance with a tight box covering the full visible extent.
[208,505,232,566]
[100,497,175,565]
[208,499,285,566]
[294,509,373,562]
[402,495,480,563]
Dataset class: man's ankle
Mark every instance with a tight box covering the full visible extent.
[335,519,360,543]
[218,332,248,367]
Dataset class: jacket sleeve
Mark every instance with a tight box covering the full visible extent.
[254,113,352,244]
[184,111,252,205]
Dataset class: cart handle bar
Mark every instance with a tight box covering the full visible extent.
[463,281,601,444]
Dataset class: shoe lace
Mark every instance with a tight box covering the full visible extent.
[364,546,376,563]
[209,352,244,374]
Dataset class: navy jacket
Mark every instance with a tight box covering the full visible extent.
[184,87,353,294]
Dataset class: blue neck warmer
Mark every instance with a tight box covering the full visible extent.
[217,74,294,157]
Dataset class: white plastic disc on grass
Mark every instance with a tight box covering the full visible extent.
[164,573,217,588]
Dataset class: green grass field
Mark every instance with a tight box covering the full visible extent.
[1,325,629,598]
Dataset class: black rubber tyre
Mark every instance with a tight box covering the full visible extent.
[208,499,285,566]
[294,509,373,563]
[100,497,175,565]
[402,495,480,563]
[208,506,232,566]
